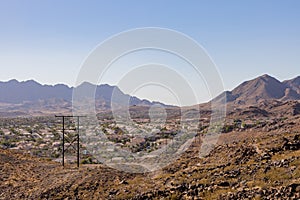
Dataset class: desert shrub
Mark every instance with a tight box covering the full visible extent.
[10,127,20,135]
[223,125,234,133]
[81,157,93,164]
[51,152,60,158]
[0,138,17,148]
[0,136,18,148]
[25,127,33,134]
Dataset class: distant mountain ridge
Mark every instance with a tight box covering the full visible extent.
[0,79,162,108]
[0,79,72,103]
[223,74,300,105]
[1,74,300,116]
[283,76,300,95]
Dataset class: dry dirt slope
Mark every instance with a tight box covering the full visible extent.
[1,128,300,200]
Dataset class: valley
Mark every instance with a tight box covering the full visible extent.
[0,74,300,199]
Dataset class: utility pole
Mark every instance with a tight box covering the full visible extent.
[77,116,80,168]
[55,115,86,167]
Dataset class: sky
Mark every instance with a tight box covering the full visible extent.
[0,0,300,105]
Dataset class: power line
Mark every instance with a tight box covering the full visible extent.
[55,115,86,167]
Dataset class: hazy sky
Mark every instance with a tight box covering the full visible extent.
[1,1,300,105]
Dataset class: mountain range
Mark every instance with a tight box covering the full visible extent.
[224,74,300,105]
[0,79,156,106]
[0,74,299,116]
[0,80,162,116]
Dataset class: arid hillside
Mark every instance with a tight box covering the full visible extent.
[1,75,300,199]
[1,101,300,199]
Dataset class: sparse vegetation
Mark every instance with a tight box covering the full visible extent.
[1,99,300,199]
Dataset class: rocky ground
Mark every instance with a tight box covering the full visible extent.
[1,100,300,199]
[1,126,300,199]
